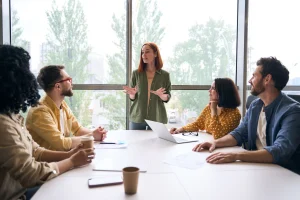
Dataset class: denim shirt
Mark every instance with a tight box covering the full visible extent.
[230,92,300,173]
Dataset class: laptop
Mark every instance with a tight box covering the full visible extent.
[145,119,199,144]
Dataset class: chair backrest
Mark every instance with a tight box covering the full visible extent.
[246,94,299,110]
[246,95,259,109]
[244,94,259,150]
[287,94,300,103]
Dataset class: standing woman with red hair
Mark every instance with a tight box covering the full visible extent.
[123,42,171,130]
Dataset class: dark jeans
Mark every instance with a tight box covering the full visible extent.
[129,121,152,130]
[25,185,41,200]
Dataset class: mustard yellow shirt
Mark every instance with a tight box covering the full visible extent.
[26,95,82,151]
[0,113,58,200]
[182,105,241,139]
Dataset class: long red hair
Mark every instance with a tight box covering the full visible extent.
[137,42,163,72]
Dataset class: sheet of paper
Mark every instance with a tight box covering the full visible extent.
[163,151,206,169]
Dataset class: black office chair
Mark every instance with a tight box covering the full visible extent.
[246,95,259,110]
[242,95,259,149]
[246,94,300,109]
[287,94,300,103]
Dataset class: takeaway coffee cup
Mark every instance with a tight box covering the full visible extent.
[81,136,94,149]
[122,167,140,194]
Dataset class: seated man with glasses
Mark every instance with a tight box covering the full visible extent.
[26,65,107,151]
[170,78,241,140]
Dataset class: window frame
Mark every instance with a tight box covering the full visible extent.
[2,0,299,129]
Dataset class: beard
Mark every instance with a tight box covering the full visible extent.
[250,80,265,96]
[61,88,73,97]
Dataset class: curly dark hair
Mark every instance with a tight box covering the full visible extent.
[0,45,40,114]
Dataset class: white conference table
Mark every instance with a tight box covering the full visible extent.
[32,130,300,200]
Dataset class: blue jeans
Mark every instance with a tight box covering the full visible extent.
[129,121,152,130]
[25,185,41,199]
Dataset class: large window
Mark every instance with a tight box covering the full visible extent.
[11,0,127,129]
[11,0,126,84]
[248,0,300,86]
[10,0,238,129]
[131,0,237,127]
[132,0,237,85]
[165,91,209,128]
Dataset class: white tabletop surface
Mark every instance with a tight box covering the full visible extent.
[32,130,300,200]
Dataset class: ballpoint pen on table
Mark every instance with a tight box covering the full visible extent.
[100,142,116,144]
[100,141,125,145]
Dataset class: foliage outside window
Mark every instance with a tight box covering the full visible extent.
[11,0,237,129]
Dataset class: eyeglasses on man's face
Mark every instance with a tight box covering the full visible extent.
[182,132,199,136]
[56,77,72,84]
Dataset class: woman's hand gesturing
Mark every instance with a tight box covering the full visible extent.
[123,86,138,95]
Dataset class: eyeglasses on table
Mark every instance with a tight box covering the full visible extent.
[182,132,199,136]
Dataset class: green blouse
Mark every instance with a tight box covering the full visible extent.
[129,69,171,124]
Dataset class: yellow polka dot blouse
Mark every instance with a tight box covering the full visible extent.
[182,105,241,139]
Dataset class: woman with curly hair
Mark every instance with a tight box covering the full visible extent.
[0,45,95,200]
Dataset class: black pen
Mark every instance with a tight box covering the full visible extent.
[100,142,116,144]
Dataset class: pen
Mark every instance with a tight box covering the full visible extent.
[100,142,116,144]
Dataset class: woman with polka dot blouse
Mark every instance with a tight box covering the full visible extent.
[170,78,241,139]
